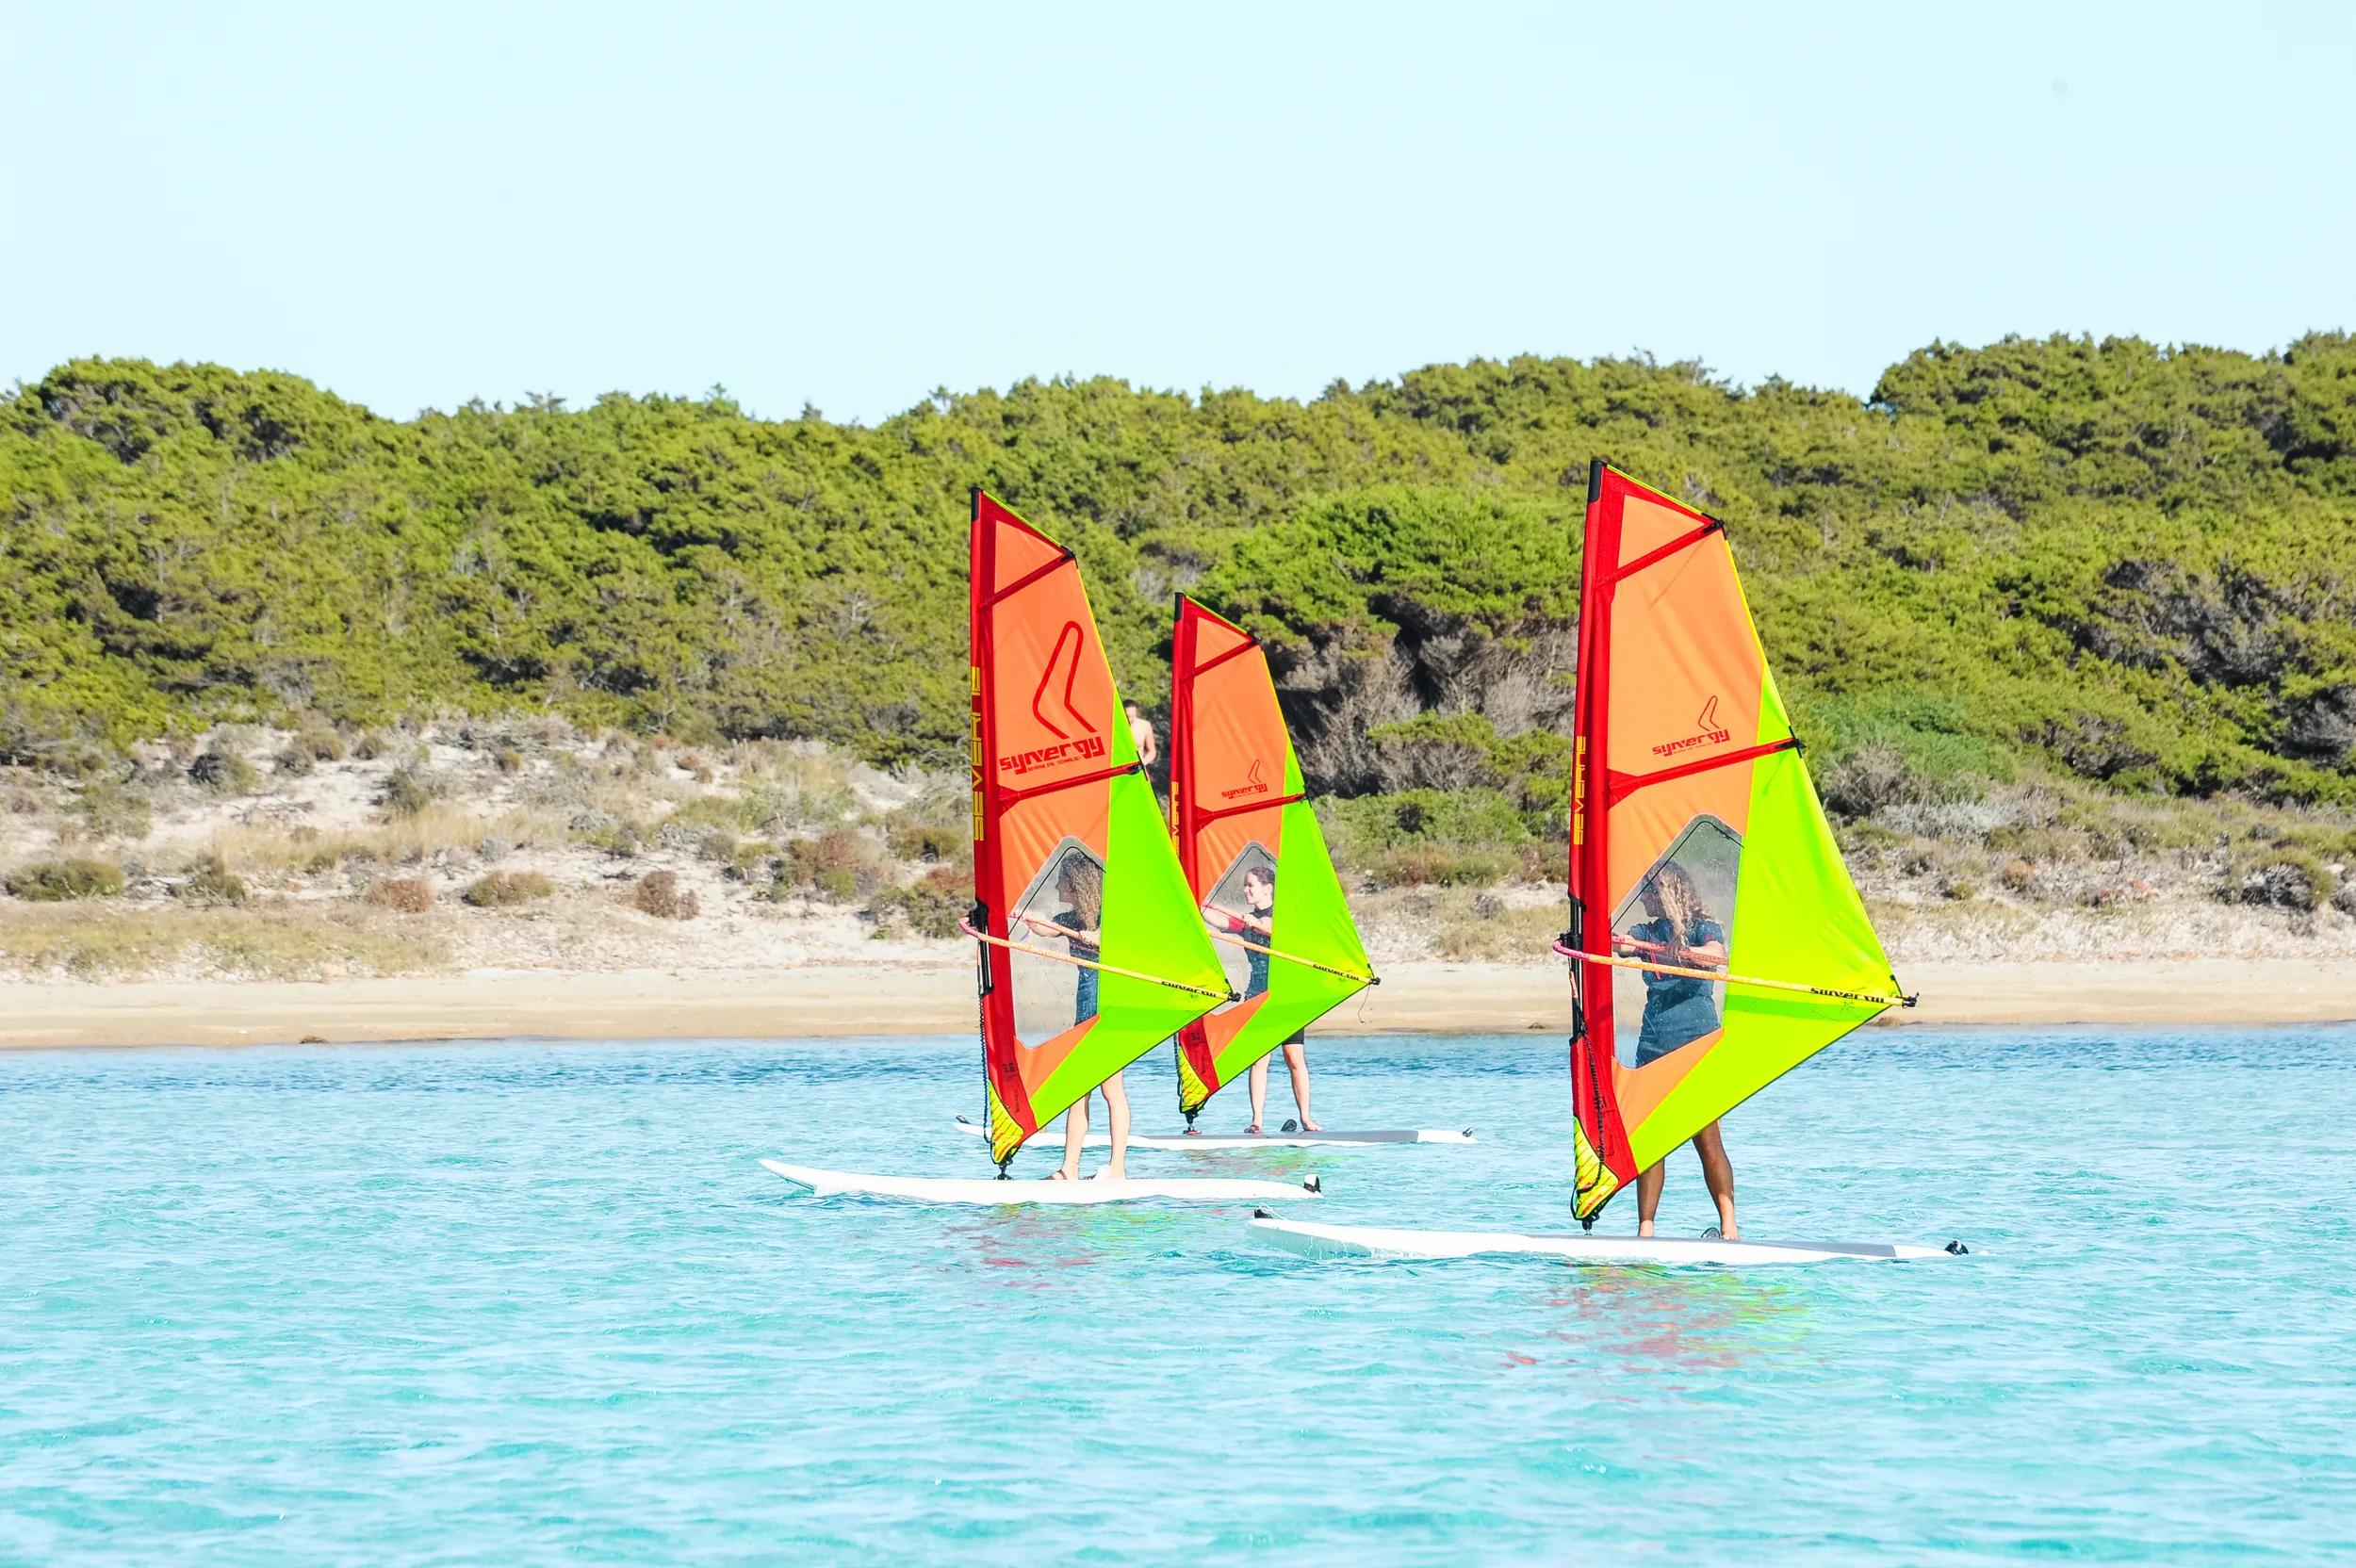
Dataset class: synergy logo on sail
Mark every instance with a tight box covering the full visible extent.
[1651,695,1732,759]
[1030,622,1095,740]
[1220,758,1271,800]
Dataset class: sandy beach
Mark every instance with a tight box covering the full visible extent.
[3,957,2348,1049]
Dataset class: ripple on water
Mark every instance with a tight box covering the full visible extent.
[2,1027,2353,1563]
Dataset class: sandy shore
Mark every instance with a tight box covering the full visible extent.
[2,957,2349,1049]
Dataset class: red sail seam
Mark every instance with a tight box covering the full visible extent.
[1607,518,1725,585]
[997,761,1140,808]
[1194,791,1303,825]
[984,548,1076,610]
[1189,637,1258,678]
[1605,737,1798,805]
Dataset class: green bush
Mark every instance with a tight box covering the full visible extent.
[2226,850,2330,911]
[177,853,250,906]
[6,342,2356,806]
[885,822,967,865]
[189,743,261,795]
[1365,842,1515,889]
[377,766,442,818]
[75,778,153,841]
[6,858,127,901]
[868,864,969,938]
[1319,789,1530,857]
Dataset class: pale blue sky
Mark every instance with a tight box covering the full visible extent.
[6,3,2349,422]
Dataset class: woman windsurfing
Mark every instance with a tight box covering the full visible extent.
[1615,864,1737,1239]
[1020,858,1132,1181]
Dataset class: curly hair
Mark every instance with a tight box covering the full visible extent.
[1646,862,1706,940]
[1055,855,1104,926]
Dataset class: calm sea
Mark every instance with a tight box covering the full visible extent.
[4,1027,2351,1564]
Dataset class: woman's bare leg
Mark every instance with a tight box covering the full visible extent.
[1246,1055,1269,1133]
[1058,1092,1088,1181]
[1636,1162,1665,1237]
[1693,1120,1737,1238]
[1282,1040,1317,1130]
[1100,1072,1131,1179]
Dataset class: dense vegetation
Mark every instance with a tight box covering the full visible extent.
[6,336,2354,815]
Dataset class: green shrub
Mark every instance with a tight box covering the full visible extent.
[377,766,442,818]
[2227,850,2330,911]
[462,870,555,907]
[6,858,126,901]
[177,853,251,906]
[868,864,969,939]
[292,724,346,762]
[885,823,967,864]
[1318,788,1530,863]
[75,778,153,841]
[1364,842,1514,889]
[189,742,261,795]
[567,808,642,857]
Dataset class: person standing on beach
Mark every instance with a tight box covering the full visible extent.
[1203,866,1318,1135]
[1020,858,1130,1181]
[1126,702,1157,767]
[1616,865,1736,1238]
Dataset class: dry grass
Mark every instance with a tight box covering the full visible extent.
[203,805,567,876]
[1357,886,1566,964]
[0,902,448,981]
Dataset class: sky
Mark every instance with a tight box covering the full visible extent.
[5,2,2351,424]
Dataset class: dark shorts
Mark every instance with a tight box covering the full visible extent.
[1634,996,1720,1065]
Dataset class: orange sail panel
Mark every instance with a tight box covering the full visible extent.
[969,494,1230,1167]
[1565,464,1908,1219]
[1169,596,1374,1119]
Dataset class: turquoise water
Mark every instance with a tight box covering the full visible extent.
[4,1028,2352,1564]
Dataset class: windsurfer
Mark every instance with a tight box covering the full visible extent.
[1020,858,1131,1180]
[1204,866,1319,1134]
[1617,865,1737,1239]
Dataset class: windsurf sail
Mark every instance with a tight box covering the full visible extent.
[1168,596,1376,1120]
[1563,463,1912,1221]
[968,493,1231,1168]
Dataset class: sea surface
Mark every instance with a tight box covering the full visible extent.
[4,1027,2352,1564]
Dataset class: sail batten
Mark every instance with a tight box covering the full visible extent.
[969,494,1228,1166]
[1169,596,1375,1120]
[1565,463,1906,1219]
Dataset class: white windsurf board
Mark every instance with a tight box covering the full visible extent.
[1249,1216,1961,1266]
[953,1114,1470,1150]
[761,1159,1323,1206]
